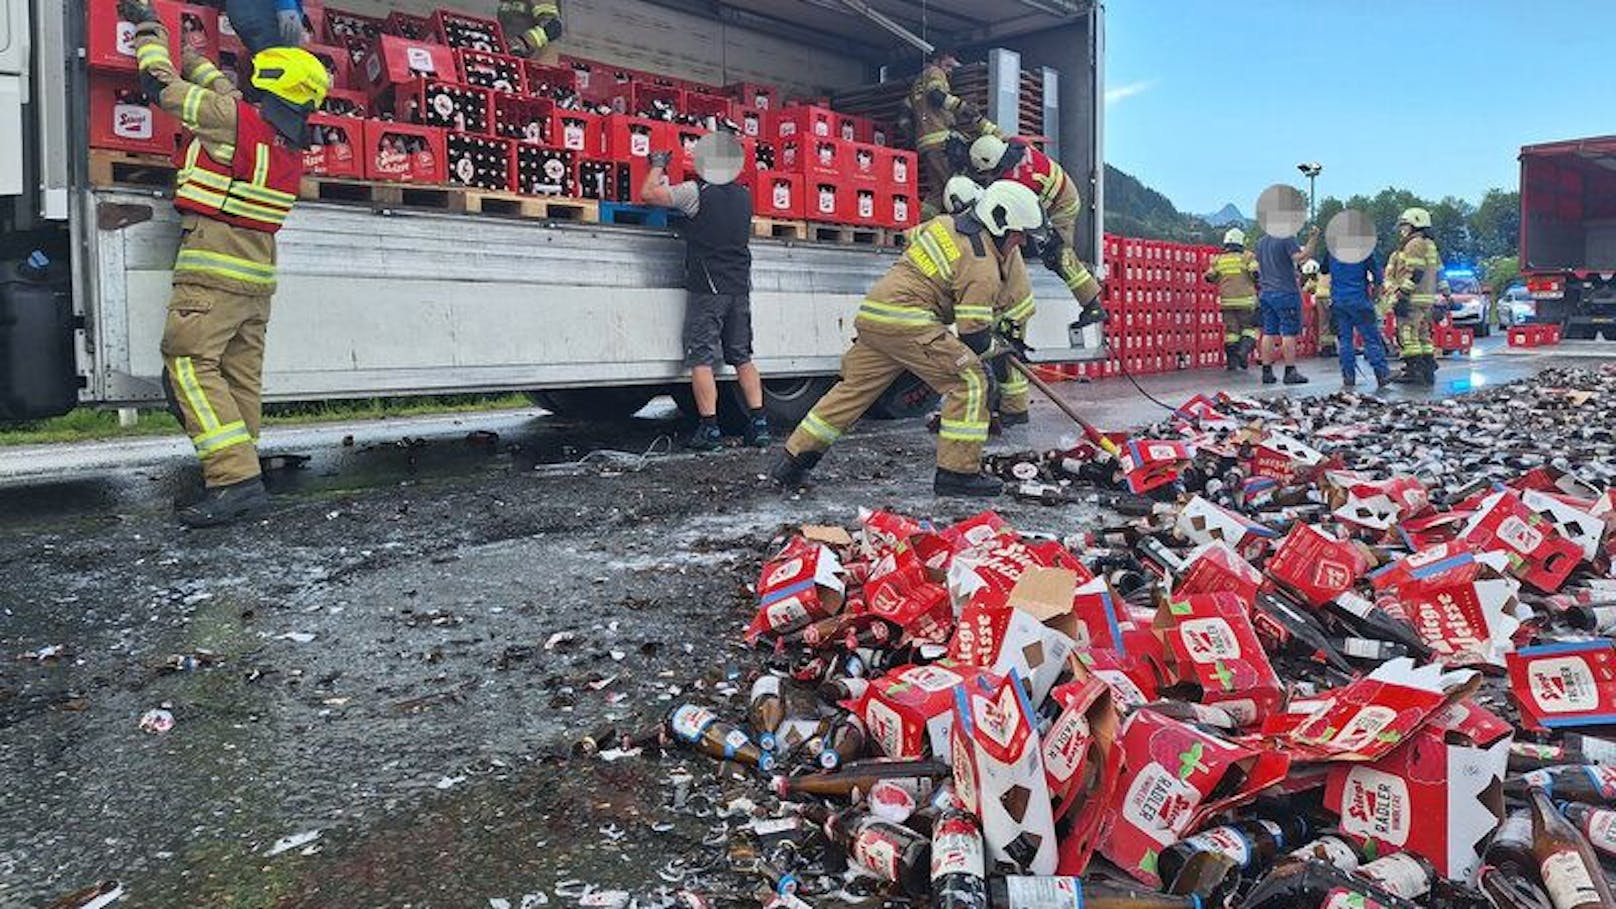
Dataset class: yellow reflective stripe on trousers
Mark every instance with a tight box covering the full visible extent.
[939,420,989,442]
[174,249,277,285]
[170,356,221,433]
[940,363,989,443]
[857,300,938,326]
[918,130,951,150]
[194,420,253,457]
[799,411,842,445]
[1221,297,1256,309]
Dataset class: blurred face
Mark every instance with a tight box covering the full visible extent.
[938,54,960,72]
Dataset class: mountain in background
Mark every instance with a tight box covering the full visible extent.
[1200,203,1251,228]
[1103,165,1216,243]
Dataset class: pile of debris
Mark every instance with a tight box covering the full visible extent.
[613,367,1616,909]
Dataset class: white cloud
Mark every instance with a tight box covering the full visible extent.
[1105,79,1158,105]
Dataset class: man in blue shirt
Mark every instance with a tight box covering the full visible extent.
[1255,224,1320,385]
[1323,253,1389,389]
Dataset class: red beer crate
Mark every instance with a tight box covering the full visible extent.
[604,113,668,163]
[610,83,682,118]
[848,184,881,226]
[87,0,180,72]
[684,91,736,128]
[524,62,577,96]
[725,81,779,112]
[885,192,918,229]
[303,113,363,178]
[323,7,383,44]
[88,74,176,154]
[781,136,848,181]
[384,10,434,41]
[361,35,458,97]
[431,8,506,53]
[736,106,767,140]
[575,158,631,202]
[300,0,327,45]
[772,104,838,141]
[457,49,525,94]
[446,132,515,191]
[304,42,353,91]
[176,4,220,62]
[882,149,917,194]
[756,172,805,219]
[1507,325,1537,348]
[320,88,370,117]
[668,124,709,182]
[847,141,882,185]
[868,121,895,146]
[837,114,868,143]
[492,93,554,144]
[399,79,492,135]
[551,109,603,155]
[362,119,446,183]
[806,176,849,223]
[512,144,576,196]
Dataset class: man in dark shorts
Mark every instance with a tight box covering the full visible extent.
[643,133,770,450]
[1255,224,1320,385]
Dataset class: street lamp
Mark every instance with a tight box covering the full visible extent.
[1297,162,1323,222]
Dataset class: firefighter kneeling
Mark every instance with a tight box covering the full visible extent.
[122,0,328,527]
[772,182,1045,498]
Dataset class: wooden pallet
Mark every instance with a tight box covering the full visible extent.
[88,150,174,188]
[807,221,889,247]
[298,177,460,210]
[463,190,598,222]
[752,217,809,241]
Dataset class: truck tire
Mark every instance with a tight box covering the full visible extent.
[868,371,939,421]
[529,387,656,421]
[758,376,836,426]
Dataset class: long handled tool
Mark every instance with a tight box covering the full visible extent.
[1008,357,1122,457]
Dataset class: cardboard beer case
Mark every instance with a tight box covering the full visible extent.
[1174,495,1277,562]
[1460,488,1583,593]
[1173,540,1264,605]
[745,537,845,642]
[1156,592,1283,726]
[859,659,999,761]
[1506,639,1616,731]
[1041,674,1121,875]
[950,669,1059,873]
[1285,658,1481,763]
[949,568,1081,704]
[1266,523,1374,607]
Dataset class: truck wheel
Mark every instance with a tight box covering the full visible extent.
[757,376,836,426]
[529,387,656,421]
[868,371,939,421]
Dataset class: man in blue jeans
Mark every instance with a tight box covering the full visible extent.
[1323,253,1389,389]
[1255,224,1320,385]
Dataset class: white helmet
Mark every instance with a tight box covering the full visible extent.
[968,135,1010,173]
[943,175,983,214]
[974,180,1044,237]
[1300,258,1320,275]
[1223,227,1246,246]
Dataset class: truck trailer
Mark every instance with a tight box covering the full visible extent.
[0,0,1106,427]
[1519,134,1616,338]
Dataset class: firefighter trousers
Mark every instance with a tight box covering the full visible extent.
[160,283,270,487]
[919,147,953,219]
[999,367,1028,416]
[1220,304,1258,345]
[786,322,991,474]
[1316,298,1336,347]
[1396,300,1435,358]
[1047,206,1101,305]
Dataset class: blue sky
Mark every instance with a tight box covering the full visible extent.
[1105,0,1616,215]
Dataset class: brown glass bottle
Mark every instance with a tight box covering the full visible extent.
[813,711,868,770]
[1157,816,1311,888]
[1508,765,1616,806]
[1526,787,1616,909]
[665,703,775,771]
[820,810,931,897]
[1488,809,1539,875]
[986,876,1205,909]
[771,757,950,800]
[1477,866,1554,909]
[1352,853,1435,901]
[748,674,786,752]
[1558,802,1616,864]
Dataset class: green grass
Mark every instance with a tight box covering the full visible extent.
[0,393,533,446]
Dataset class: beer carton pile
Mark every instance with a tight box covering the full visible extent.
[633,367,1616,909]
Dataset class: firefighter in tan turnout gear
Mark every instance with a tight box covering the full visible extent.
[498,0,564,63]
[908,48,1000,218]
[121,0,329,527]
[772,182,1046,498]
[1384,207,1442,386]
[1205,228,1260,370]
[1301,259,1335,356]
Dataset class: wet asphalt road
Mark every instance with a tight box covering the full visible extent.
[0,336,1601,908]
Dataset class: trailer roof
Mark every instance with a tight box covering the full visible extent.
[647,0,1092,58]
[1520,135,1616,161]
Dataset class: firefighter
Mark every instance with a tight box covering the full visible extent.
[1301,258,1336,356]
[1204,228,1260,370]
[968,134,1106,329]
[771,182,1045,498]
[121,0,328,527]
[1384,207,1441,386]
[499,0,564,64]
[907,48,999,219]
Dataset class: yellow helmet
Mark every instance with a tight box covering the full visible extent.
[1398,207,1432,230]
[251,47,330,108]
[968,135,1011,173]
[1222,227,1246,246]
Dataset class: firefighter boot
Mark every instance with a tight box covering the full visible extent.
[1419,354,1438,387]
[770,450,822,489]
[177,477,269,528]
[1074,300,1109,329]
[1236,336,1255,370]
[1342,369,1357,388]
[1283,365,1309,385]
[1224,344,1239,371]
[999,410,1029,427]
[934,468,1003,498]
[1390,357,1420,384]
[1374,366,1393,391]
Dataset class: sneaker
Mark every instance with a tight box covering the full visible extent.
[1342,371,1357,388]
[686,421,723,451]
[1261,365,1278,385]
[744,414,772,448]
[177,477,269,528]
[769,450,821,488]
[933,468,1003,498]
[1283,366,1309,385]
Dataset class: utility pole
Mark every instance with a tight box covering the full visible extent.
[1297,162,1323,222]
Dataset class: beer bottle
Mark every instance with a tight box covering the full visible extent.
[1507,766,1616,806]
[1157,815,1311,888]
[1255,591,1354,672]
[748,674,786,752]
[1526,734,1616,769]
[1525,786,1616,909]
[986,876,1205,909]
[1335,635,1409,662]
[820,810,931,897]
[1564,602,1616,635]
[1242,859,1420,909]
[665,703,775,771]
[1477,866,1555,909]
[1353,852,1435,901]
[1283,834,1364,873]
[931,811,988,909]
[771,757,951,800]
[1487,809,1539,876]
[812,711,868,770]
[1558,801,1616,865]
[1326,591,1432,658]
[819,677,869,705]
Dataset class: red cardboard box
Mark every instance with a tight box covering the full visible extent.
[1326,699,1511,881]
[604,113,668,163]
[1118,439,1193,495]
[1250,431,1330,485]
[362,35,458,96]
[756,172,805,219]
[859,660,999,762]
[1074,648,1162,710]
[1460,489,1585,593]
[1043,675,1122,874]
[1267,523,1374,607]
[1174,495,1278,563]
[1506,639,1616,731]
[88,75,176,154]
[1156,592,1283,727]
[773,104,838,141]
[1174,540,1264,605]
[1099,709,1291,886]
[745,537,846,642]
[1285,658,1482,763]
[551,110,604,156]
[176,4,220,62]
[951,669,1059,873]
[88,0,181,72]
[949,569,1080,704]
[361,119,446,183]
[303,112,362,178]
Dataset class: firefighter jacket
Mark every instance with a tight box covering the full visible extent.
[998,141,1078,224]
[1386,234,1441,304]
[1204,249,1259,309]
[498,0,563,58]
[1305,273,1332,301]
[135,22,302,296]
[858,215,1015,335]
[907,63,997,153]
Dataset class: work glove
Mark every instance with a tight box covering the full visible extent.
[648,150,673,169]
[118,0,159,24]
[985,333,1019,383]
[277,9,307,46]
[943,133,971,173]
[1039,232,1067,273]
